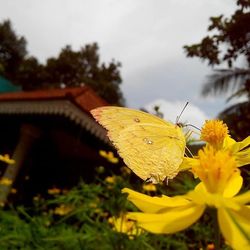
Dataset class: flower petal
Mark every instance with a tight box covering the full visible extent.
[127,204,205,234]
[122,188,190,213]
[223,171,243,197]
[223,136,236,149]
[232,190,250,205]
[218,206,250,249]
[231,136,250,153]
[230,136,250,167]
[179,157,198,171]
[235,147,250,167]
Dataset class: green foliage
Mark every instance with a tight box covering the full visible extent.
[0,20,27,80]
[0,165,230,250]
[184,1,250,67]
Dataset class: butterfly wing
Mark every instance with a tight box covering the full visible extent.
[115,124,185,183]
[91,106,186,183]
[91,106,173,140]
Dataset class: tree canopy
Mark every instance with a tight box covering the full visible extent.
[183,0,250,139]
[0,20,124,105]
[0,20,27,81]
[184,0,250,68]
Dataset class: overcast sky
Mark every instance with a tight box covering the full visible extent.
[0,0,239,127]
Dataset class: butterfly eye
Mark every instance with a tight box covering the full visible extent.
[143,138,153,145]
[134,117,140,123]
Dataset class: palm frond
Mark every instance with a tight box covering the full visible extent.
[202,68,250,97]
[226,87,248,102]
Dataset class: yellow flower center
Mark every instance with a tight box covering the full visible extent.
[200,120,229,148]
[192,146,238,194]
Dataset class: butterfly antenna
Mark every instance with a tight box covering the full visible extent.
[185,146,194,158]
[176,102,189,124]
[184,130,193,140]
[184,124,201,131]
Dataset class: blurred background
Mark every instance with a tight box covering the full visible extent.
[0,0,249,128]
[0,1,249,249]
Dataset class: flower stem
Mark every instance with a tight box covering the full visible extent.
[211,208,220,249]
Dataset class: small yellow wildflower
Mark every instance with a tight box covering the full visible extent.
[54,204,73,216]
[200,120,229,148]
[142,183,157,192]
[105,176,116,184]
[48,187,61,195]
[0,154,15,164]
[11,188,17,194]
[108,214,143,238]
[206,243,215,250]
[33,195,40,201]
[99,150,119,164]
[0,177,13,186]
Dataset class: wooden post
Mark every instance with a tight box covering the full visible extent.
[0,124,41,205]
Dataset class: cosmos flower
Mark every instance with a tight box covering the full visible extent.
[108,214,143,238]
[123,120,250,249]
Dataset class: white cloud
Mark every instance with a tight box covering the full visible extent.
[0,0,237,118]
[144,99,209,129]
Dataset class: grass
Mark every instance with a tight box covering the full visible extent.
[0,162,235,250]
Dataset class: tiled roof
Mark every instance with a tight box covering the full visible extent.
[0,85,107,112]
[0,85,109,142]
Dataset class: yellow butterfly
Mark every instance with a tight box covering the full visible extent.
[91,106,186,184]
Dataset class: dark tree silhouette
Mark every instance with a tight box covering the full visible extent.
[0,20,125,105]
[0,20,27,82]
[184,0,250,139]
[42,44,124,105]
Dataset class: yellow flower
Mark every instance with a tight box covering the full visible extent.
[223,135,250,168]
[99,150,119,164]
[182,120,250,171]
[33,195,41,201]
[201,120,250,166]
[206,243,215,250]
[0,177,13,186]
[142,183,157,192]
[0,154,15,164]
[108,214,143,237]
[48,187,61,195]
[191,146,240,194]
[54,204,73,216]
[105,176,116,184]
[200,120,229,148]
[123,184,250,249]
[11,188,17,194]
[123,145,250,249]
